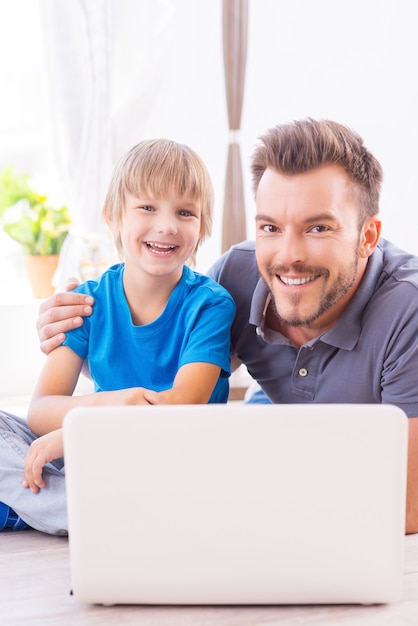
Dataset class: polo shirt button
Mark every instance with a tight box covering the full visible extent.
[298,368,308,377]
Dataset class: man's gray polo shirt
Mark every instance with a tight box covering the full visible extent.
[208,238,418,417]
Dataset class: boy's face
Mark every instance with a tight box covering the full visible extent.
[119,188,201,283]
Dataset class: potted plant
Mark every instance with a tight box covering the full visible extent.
[0,167,71,298]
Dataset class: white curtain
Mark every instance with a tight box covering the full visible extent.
[39,0,181,284]
[40,0,113,232]
[40,0,114,285]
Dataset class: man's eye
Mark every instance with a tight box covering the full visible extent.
[261,224,278,233]
[310,225,329,233]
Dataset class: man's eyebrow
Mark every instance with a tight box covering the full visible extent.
[301,212,339,224]
[255,212,338,223]
[255,213,274,222]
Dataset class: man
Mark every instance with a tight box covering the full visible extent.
[36,119,418,533]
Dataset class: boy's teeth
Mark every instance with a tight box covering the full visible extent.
[146,242,176,254]
[148,242,175,250]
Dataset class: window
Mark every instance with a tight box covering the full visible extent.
[0,0,57,299]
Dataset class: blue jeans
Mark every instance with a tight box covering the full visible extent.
[244,381,273,404]
[246,389,272,404]
[0,411,67,535]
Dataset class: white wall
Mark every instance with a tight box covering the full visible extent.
[2,0,417,270]
[240,0,418,261]
[0,299,93,401]
[111,0,418,272]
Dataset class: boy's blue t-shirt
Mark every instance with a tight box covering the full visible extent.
[63,264,236,403]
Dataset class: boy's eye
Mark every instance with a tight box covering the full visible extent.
[179,209,194,217]
[140,205,155,212]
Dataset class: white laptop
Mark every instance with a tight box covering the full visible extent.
[63,403,408,606]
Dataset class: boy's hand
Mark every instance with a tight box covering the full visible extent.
[37,278,94,355]
[23,430,64,494]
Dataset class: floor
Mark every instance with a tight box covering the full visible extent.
[2,529,418,626]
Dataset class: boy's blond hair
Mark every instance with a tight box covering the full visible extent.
[103,139,214,264]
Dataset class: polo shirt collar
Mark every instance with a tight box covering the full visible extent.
[249,245,384,350]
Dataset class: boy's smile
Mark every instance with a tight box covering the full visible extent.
[145,241,179,255]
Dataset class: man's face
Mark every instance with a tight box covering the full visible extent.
[255,164,376,335]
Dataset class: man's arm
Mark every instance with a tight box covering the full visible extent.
[37,279,93,355]
[406,417,418,534]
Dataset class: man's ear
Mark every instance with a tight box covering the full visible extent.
[359,216,381,258]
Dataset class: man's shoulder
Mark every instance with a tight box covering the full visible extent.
[207,240,257,281]
[206,241,259,306]
[378,239,418,288]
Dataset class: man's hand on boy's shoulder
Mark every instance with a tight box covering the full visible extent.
[37,278,94,355]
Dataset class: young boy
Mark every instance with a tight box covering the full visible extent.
[0,139,235,534]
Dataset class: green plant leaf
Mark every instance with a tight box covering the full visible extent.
[0,168,71,255]
[0,167,44,216]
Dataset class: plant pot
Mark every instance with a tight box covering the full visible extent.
[22,254,59,299]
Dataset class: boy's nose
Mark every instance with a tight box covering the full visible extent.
[154,218,177,235]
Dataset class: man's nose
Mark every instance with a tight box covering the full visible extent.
[277,230,305,266]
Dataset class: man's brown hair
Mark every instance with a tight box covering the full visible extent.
[251,118,383,220]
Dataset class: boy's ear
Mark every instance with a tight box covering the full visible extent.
[359,216,381,258]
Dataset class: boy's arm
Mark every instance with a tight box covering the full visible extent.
[143,362,222,405]
[27,345,85,434]
[23,429,64,494]
[27,346,154,437]
[24,363,219,493]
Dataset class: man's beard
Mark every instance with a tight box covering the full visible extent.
[264,252,359,328]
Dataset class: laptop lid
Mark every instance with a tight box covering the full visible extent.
[63,403,408,605]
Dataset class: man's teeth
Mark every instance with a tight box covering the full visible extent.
[280,275,318,286]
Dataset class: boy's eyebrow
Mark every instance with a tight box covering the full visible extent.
[131,195,199,209]
[176,199,197,206]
